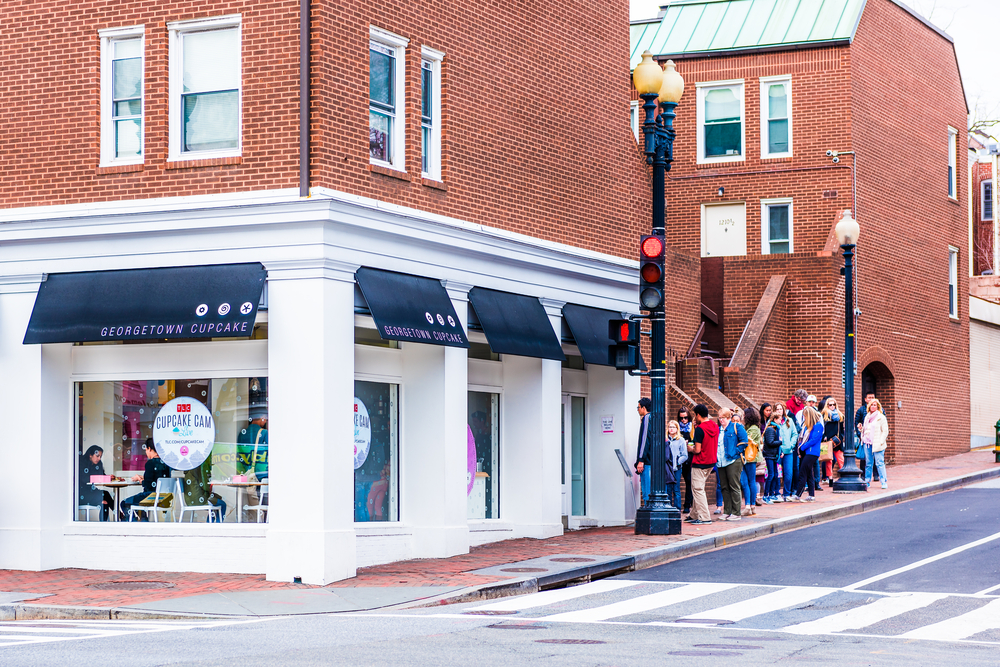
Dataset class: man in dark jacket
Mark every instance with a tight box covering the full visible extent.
[120,440,172,521]
[635,398,652,507]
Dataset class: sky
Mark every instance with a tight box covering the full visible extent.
[629,0,1000,132]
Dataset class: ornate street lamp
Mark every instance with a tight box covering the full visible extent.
[833,210,867,493]
[633,52,684,534]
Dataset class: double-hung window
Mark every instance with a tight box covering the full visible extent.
[761,199,792,254]
[420,47,444,180]
[630,100,640,143]
[168,15,242,161]
[697,80,744,163]
[369,27,408,171]
[949,246,959,318]
[948,127,958,198]
[983,180,993,221]
[760,76,791,158]
[100,27,144,166]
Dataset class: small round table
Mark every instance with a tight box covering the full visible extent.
[96,480,140,522]
[210,481,268,523]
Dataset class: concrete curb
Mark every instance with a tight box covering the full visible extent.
[0,603,230,621]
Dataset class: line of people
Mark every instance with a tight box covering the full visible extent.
[636,389,890,525]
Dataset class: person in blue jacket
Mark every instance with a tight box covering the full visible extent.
[792,407,824,502]
[717,408,748,521]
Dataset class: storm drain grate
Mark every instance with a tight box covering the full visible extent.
[88,581,175,590]
[500,567,549,573]
[549,558,596,563]
[536,639,606,645]
[464,610,518,616]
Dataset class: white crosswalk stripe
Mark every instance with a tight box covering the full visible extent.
[783,592,949,634]
[538,582,737,623]
[680,585,837,623]
[899,597,1000,641]
[0,618,260,650]
[469,579,641,612]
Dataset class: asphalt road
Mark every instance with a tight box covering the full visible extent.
[1,481,999,666]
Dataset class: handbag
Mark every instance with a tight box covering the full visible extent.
[743,434,760,463]
[819,441,833,462]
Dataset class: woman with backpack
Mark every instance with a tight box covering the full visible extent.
[740,407,762,516]
[762,409,783,503]
[791,407,824,502]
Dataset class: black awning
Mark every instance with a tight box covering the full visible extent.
[356,267,468,348]
[562,303,647,369]
[24,263,266,344]
[468,287,565,361]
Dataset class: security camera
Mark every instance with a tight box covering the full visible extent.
[832,156,840,163]
[826,150,834,157]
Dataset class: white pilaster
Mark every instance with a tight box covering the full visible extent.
[265,259,357,584]
[586,364,640,524]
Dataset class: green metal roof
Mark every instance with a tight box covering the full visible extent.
[630,0,867,68]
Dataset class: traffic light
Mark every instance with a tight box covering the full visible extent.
[639,234,665,312]
[608,319,640,370]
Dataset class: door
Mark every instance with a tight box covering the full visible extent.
[562,395,587,517]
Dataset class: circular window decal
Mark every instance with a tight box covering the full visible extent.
[152,397,215,471]
[354,397,372,470]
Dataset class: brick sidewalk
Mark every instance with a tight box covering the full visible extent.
[2,449,995,608]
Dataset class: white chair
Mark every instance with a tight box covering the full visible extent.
[78,505,101,521]
[243,487,268,523]
[129,477,177,522]
[177,483,224,523]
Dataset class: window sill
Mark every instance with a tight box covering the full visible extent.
[166,156,243,170]
[696,157,745,169]
[947,196,960,204]
[421,177,448,191]
[950,315,961,321]
[97,163,145,175]
[760,154,792,161]
[368,163,411,181]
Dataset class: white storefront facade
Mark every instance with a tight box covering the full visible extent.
[0,187,642,584]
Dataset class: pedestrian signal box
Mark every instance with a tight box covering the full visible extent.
[608,318,640,370]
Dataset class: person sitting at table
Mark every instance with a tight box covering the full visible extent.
[78,445,114,521]
[120,439,172,521]
[237,405,268,522]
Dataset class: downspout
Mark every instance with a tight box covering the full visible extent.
[299,0,310,197]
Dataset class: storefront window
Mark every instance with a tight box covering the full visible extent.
[468,391,499,519]
[354,380,399,522]
[74,377,268,523]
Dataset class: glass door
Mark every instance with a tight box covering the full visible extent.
[570,396,586,516]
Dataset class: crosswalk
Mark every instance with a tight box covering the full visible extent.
[460,579,1000,645]
[0,618,254,650]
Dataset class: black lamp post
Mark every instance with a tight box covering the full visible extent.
[632,52,683,534]
[832,210,867,493]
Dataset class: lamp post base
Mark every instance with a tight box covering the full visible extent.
[832,457,868,493]
[634,493,682,535]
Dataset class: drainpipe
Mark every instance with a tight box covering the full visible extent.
[299,0,310,197]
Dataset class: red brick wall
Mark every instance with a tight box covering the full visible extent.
[0,1,650,260]
[850,0,970,463]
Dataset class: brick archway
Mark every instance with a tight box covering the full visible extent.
[857,345,897,380]
[856,345,897,464]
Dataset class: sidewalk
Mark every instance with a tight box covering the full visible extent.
[2,449,997,619]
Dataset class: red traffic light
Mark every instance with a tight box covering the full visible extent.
[640,235,664,259]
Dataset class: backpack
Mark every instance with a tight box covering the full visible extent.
[743,432,760,462]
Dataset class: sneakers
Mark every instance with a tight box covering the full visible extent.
[726,514,742,521]
[881,482,888,489]
[763,497,773,504]
[713,507,723,515]
[691,519,712,525]
[803,496,816,502]
[773,496,784,503]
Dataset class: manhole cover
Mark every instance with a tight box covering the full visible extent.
[464,610,518,616]
[675,618,734,625]
[487,623,547,630]
[721,636,787,642]
[671,651,743,657]
[500,567,549,573]
[695,644,763,650]
[549,558,596,563]
[88,581,175,591]
[536,639,606,645]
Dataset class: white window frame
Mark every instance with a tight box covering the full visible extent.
[760,198,793,254]
[948,126,958,199]
[759,75,791,159]
[982,179,994,221]
[949,246,959,318]
[420,46,444,181]
[167,14,243,162]
[696,79,745,165]
[99,26,145,167]
[370,26,408,172]
[630,100,640,143]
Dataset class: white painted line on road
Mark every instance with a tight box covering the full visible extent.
[843,529,1000,591]
[783,592,948,634]
[468,580,641,612]
[538,582,737,623]
[973,582,1000,597]
[679,586,837,623]
[899,597,1000,641]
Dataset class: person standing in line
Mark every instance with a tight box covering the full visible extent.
[791,407,823,502]
[634,398,652,508]
[740,407,762,516]
[686,404,718,525]
[666,420,688,511]
[820,397,845,487]
[677,407,695,515]
[785,389,807,425]
[862,398,890,489]
[773,402,798,501]
[762,409,782,503]
[855,391,877,480]
[717,408,748,521]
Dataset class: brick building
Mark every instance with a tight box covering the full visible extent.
[632,0,970,463]
[0,1,699,582]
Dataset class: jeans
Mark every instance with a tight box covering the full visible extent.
[765,458,781,497]
[714,467,724,508]
[792,452,800,495]
[781,453,794,497]
[866,449,887,485]
[682,460,693,513]
[719,461,743,517]
[740,461,757,506]
[120,491,152,521]
[211,497,227,522]
[639,466,650,505]
[666,480,682,510]
[857,443,872,479]
[797,454,819,497]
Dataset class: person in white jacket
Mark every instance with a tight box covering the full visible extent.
[665,420,688,510]
[861,398,889,489]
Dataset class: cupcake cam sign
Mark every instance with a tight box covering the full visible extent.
[354,397,372,469]
[152,397,216,471]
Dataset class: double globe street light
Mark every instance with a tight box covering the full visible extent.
[631,52,684,535]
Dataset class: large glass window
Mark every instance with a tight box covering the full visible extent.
[468,391,499,519]
[698,82,743,161]
[75,377,268,523]
[369,42,396,164]
[761,78,790,157]
[354,380,399,522]
[100,28,144,166]
[948,127,958,198]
